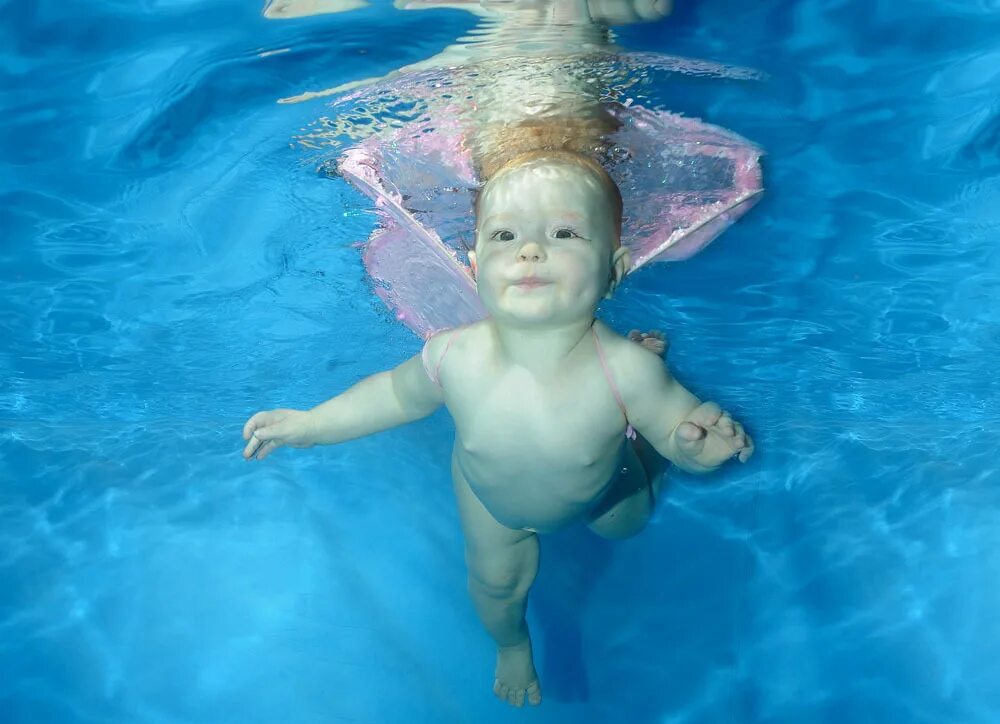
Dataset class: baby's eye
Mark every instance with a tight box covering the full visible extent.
[491,230,515,242]
[553,228,579,239]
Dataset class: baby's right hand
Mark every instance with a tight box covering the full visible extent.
[242,408,316,460]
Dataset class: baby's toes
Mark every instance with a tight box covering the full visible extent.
[526,681,542,706]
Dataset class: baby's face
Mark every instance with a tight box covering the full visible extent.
[471,163,624,326]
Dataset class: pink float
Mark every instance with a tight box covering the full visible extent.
[336,70,763,338]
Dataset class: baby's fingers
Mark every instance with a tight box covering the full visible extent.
[244,425,282,460]
[243,428,266,460]
[723,420,754,463]
[711,412,737,438]
[242,413,260,441]
[243,435,261,460]
[251,436,280,460]
[675,421,708,456]
[243,417,287,456]
[737,427,755,463]
[243,410,282,440]
[687,401,723,429]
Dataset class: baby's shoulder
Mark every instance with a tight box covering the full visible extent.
[424,319,489,355]
[422,320,491,383]
[594,322,673,395]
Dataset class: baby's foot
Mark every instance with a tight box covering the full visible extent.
[628,329,669,357]
[494,639,542,707]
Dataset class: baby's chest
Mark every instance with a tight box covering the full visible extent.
[447,371,624,461]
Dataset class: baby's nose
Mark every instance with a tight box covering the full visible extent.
[517,240,546,262]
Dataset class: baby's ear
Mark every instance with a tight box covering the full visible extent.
[605,246,631,299]
[468,249,478,279]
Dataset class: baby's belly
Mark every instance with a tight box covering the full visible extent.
[455,443,623,533]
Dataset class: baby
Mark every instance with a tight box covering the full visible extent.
[241,149,754,707]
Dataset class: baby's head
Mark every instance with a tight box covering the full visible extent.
[470,151,630,327]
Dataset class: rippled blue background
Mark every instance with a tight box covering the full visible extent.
[2,1,999,722]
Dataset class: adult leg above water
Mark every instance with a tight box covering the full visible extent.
[452,451,542,707]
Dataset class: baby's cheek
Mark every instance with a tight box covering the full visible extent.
[574,261,608,292]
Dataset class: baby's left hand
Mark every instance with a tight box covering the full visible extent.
[674,401,754,468]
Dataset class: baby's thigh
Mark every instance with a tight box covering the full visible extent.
[451,450,538,591]
[586,443,653,541]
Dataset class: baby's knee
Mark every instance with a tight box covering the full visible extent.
[466,549,537,599]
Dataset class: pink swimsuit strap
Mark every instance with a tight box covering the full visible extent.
[592,326,637,440]
[421,327,465,387]
[423,324,636,441]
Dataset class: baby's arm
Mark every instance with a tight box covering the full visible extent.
[618,344,753,473]
[242,352,443,460]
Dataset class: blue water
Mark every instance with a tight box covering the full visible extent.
[2,1,999,722]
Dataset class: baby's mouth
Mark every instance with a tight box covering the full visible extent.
[512,276,552,290]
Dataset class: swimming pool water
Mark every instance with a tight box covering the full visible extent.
[1,1,998,722]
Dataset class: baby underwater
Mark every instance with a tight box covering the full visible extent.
[242,150,754,707]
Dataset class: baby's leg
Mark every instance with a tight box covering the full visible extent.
[452,450,542,707]
[586,435,665,540]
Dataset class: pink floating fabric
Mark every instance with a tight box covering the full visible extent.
[338,99,762,339]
